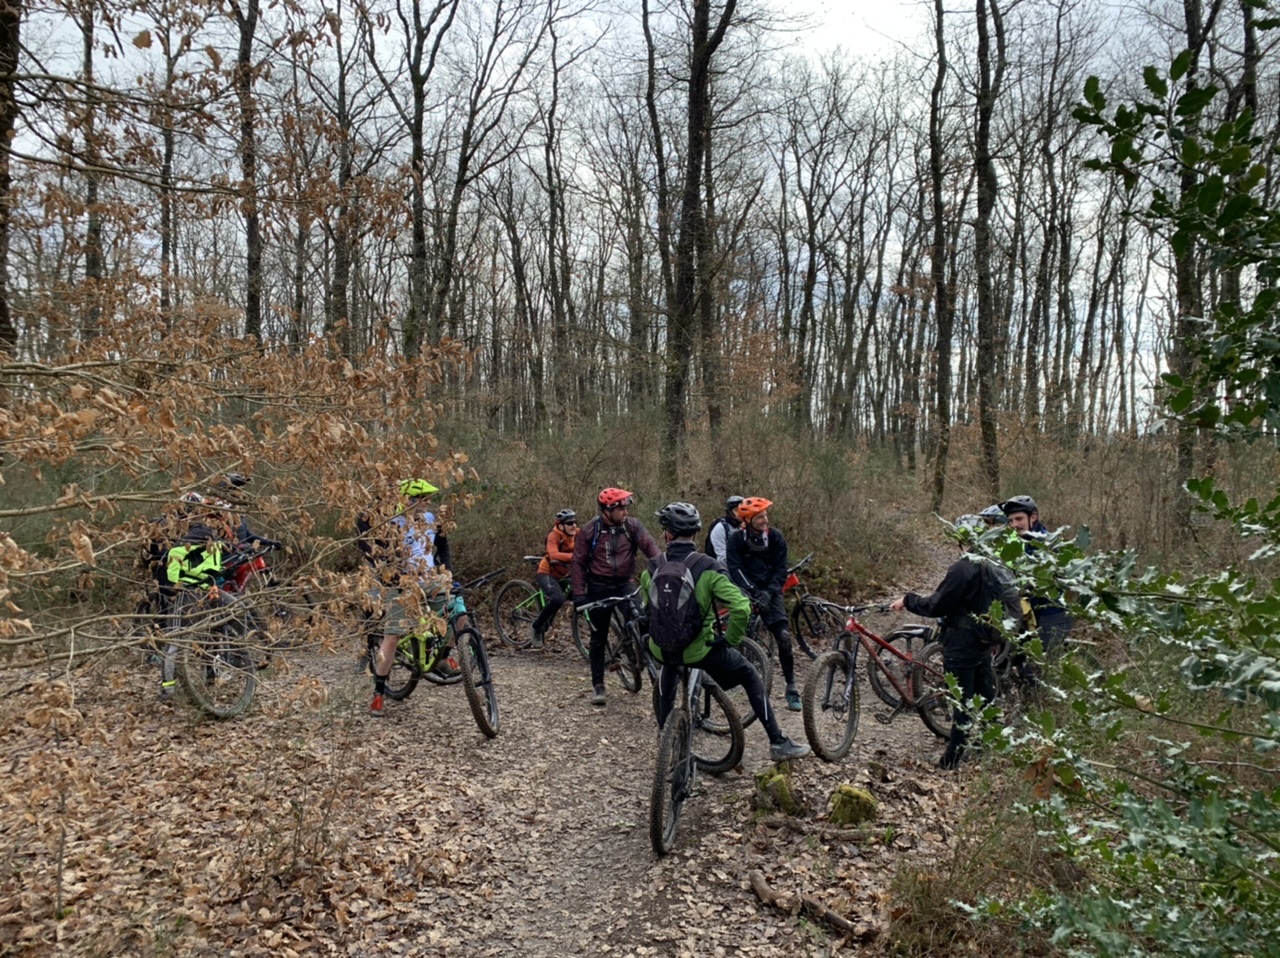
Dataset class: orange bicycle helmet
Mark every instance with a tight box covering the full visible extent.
[597,487,635,509]
[737,497,772,523]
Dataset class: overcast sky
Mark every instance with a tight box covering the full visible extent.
[780,0,930,58]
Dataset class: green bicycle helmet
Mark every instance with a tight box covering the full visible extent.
[399,478,439,498]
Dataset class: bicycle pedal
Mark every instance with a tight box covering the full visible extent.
[873,710,898,726]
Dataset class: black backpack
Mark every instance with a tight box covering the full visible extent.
[648,551,716,656]
[973,559,1026,645]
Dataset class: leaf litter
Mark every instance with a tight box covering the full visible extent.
[1,639,965,956]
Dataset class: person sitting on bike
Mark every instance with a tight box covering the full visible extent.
[367,478,452,717]
[644,502,810,762]
[725,496,803,712]
[889,515,1021,769]
[704,495,743,561]
[1001,494,1073,655]
[529,509,578,649]
[571,487,660,706]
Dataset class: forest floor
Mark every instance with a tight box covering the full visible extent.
[2,598,972,958]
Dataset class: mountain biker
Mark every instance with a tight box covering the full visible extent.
[367,479,453,717]
[643,502,810,762]
[724,497,803,712]
[704,495,743,561]
[1001,495,1074,655]
[529,509,578,649]
[159,496,240,700]
[571,487,660,706]
[889,515,1017,769]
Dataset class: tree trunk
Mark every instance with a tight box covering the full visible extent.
[0,0,18,352]
[928,0,953,515]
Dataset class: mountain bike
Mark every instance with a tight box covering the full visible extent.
[159,544,278,719]
[493,557,586,658]
[576,591,649,693]
[802,604,950,761]
[745,552,826,665]
[649,661,746,856]
[365,569,505,738]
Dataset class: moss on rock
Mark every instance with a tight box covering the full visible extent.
[828,784,878,826]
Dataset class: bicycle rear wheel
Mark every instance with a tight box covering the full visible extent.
[690,683,744,775]
[717,637,772,729]
[457,628,500,738]
[650,707,692,857]
[493,579,538,649]
[802,650,859,761]
[178,632,257,719]
[912,642,952,740]
[382,637,422,701]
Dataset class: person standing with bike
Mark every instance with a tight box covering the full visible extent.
[725,497,803,711]
[572,488,660,707]
[529,509,578,649]
[645,502,810,761]
[889,515,1023,769]
[704,495,743,561]
[366,479,452,718]
[1001,495,1073,655]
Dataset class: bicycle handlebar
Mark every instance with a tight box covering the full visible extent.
[522,555,543,563]
[220,542,277,572]
[786,552,814,575]
[576,588,641,614]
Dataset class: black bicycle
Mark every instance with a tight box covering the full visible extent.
[650,660,746,856]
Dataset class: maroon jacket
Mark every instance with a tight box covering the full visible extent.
[571,515,660,594]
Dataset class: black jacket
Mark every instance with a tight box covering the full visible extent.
[725,526,789,596]
[903,555,998,666]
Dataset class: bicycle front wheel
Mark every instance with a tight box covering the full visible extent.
[867,629,926,709]
[791,598,843,654]
[178,633,257,719]
[691,683,745,775]
[912,642,953,740]
[570,606,588,661]
[457,628,500,738]
[381,637,422,700]
[608,615,642,693]
[802,650,859,761]
[493,579,538,649]
[650,707,693,857]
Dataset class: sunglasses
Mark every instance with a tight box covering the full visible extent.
[562,520,578,527]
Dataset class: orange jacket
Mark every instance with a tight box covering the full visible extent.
[537,526,576,578]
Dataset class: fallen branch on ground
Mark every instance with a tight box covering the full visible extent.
[748,869,879,941]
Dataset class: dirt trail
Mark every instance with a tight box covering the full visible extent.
[2,612,965,958]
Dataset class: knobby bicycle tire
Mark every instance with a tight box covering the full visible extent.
[690,683,745,775]
[802,650,860,761]
[608,614,643,693]
[493,579,539,649]
[457,627,500,738]
[650,707,692,857]
[867,628,929,710]
[570,608,588,661]
[178,631,257,719]
[382,636,422,701]
[912,641,952,740]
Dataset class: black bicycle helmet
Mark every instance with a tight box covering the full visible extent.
[656,501,702,536]
[220,473,251,488]
[555,509,577,524]
[724,495,744,514]
[1001,495,1039,516]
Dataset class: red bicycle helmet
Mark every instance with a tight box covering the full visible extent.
[597,487,635,509]
[737,497,772,523]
